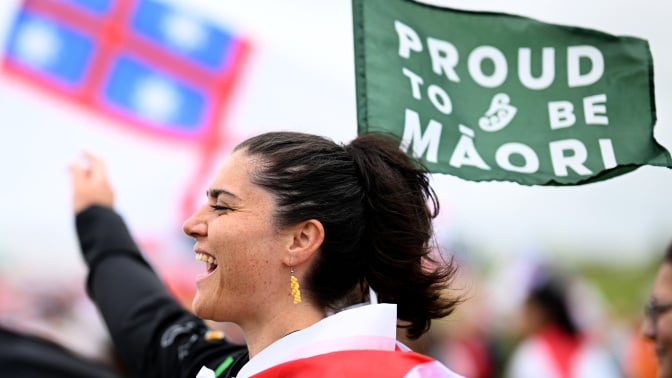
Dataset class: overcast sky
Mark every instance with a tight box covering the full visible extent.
[0,0,670,278]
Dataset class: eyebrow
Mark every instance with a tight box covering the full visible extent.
[207,189,241,201]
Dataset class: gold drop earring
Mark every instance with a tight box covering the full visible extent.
[290,266,302,304]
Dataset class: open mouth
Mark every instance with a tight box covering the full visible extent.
[195,252,218,274]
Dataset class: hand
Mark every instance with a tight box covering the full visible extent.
[69,152,115,214]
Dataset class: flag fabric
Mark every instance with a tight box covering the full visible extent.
[196,303,462,378]
[3,0,247,141]
[352,0,672,185]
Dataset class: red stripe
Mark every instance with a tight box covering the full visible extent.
[538,326,583,378]
[23,0,239,100]
[177,38,252,222]
[2,57,84,95]
[1,64,212,145]
[251,349,437,378]
[23,0,106,34]
[80,0,136,104]
[122,33,220,87]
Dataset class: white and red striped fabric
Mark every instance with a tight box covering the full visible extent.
[198,303,462,378]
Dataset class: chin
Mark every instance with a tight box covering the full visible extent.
[191,295,212,319]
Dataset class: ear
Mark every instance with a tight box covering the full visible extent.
[283,219,324,267]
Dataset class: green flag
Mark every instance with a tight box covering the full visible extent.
[353,0,672,185]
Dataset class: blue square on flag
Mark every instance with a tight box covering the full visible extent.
[2,0,248,140]
[103,54,208,132]
[130,0,235,71]
[6,10,95,90]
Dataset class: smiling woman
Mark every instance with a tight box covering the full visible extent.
[69,131,464,377]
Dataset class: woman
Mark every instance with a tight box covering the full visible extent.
[505,271,620,378]
[70,131,463,377]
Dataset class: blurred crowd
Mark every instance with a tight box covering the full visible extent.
[427,256,658,378]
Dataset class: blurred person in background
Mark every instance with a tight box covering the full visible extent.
[436,308,500,378]
[506,269,622,378]
[0,272,127,376]
[0,325,123,378]
[642,241,672,378]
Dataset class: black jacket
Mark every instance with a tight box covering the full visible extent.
[0,326,122,378]
[76,205,249,378]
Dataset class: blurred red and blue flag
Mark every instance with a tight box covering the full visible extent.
[3,0,248,141]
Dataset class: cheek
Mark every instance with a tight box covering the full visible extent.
[213,240,267,294]
[210,217,281,291]
[659,316,672,341]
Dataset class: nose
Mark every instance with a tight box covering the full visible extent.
[183,205,207,238]
[641,315,656,340]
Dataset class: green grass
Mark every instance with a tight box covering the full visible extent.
[578,261,659,318]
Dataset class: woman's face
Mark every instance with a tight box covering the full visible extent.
[183,150,292,323]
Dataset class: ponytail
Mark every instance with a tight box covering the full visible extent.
[346,133,459,339]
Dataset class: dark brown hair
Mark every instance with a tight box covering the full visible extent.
[235,131,459,339]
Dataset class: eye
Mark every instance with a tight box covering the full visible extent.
[210,204,233,213]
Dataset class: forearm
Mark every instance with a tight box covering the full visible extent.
[76,205,178,340]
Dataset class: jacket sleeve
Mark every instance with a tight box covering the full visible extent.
[76,205,247,378]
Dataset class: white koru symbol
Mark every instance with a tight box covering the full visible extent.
[478,93,517,132]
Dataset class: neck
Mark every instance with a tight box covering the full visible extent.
[242,303,326,358]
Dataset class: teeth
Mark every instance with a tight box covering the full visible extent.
[195,252,218,268]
